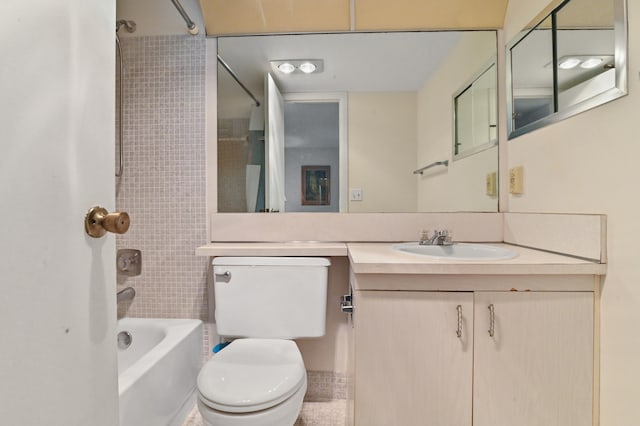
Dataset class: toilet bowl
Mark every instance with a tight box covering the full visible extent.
[197,339,306,426]
[196,257,330,426]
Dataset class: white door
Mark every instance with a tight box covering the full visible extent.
[354,291,474,426]
[265,73,286,212]
[0,1,119,425]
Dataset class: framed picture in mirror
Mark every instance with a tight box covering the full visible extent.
[302,166,330,206]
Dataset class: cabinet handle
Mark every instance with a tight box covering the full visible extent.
[488,304,495,337]
[456,305,463,338]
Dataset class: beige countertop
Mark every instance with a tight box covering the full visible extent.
[347,243,606,276]
[196,242,606,276]
[196,242,348,257]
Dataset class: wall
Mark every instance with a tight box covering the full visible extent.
[417,32,499,212]
[503,0,640,424]
[115,34,209,326]
[348,92,418,212]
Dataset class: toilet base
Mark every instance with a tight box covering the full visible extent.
[197,376,306,426]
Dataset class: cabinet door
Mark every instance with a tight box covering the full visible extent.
[354,291,473,426]
[473,292,594,426]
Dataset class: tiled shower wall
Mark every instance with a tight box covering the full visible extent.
[115,35,209,322]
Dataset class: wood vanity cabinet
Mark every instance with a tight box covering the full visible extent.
[353,289,594,426]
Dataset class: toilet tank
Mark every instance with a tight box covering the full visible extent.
[212,257,330,339]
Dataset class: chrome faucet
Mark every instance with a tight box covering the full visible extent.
[117,286,136,303]
[419,229,453,246]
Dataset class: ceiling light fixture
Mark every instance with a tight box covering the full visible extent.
[299,62,317,74]
[580,57,604,69]
[558,57,581,70]
[277,62,295,74]
[547,55,613,71]
[270,59,324,75]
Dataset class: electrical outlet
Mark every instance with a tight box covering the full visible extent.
[486,172,497,196]
[350,188,363,201]
[509,166,524,194]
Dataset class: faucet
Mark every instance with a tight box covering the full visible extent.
[419,229,453,246]
[117,286,136,303]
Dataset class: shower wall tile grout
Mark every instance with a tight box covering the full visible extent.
[115,35,209,350]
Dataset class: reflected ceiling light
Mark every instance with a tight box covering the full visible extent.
[277,62,295,74]
[558,57,581,70]
[548,55,613,71]
[580,57,604,69]
[299,62,317,74]
[270,59,324,75]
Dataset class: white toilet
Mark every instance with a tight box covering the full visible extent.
[196,256,330,426]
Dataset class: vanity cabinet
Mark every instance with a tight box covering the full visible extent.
[354,291,474,425]
[353,289,594,426]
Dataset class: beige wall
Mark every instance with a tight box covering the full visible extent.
[504,0,640,424]
[417,32,499,212]
[348,92,418,212]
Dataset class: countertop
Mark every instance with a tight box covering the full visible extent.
[196,242,348,257]
[347,243,606,275]
[196,241,605,276]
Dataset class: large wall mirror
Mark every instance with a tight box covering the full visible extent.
[506,0,628,139]
[217,31,498,213]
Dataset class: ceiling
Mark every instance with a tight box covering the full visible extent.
[218,32,462,96]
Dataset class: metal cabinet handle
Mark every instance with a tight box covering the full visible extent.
[488,304,495,337]
[456,305,463,338]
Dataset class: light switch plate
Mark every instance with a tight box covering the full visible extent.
[509,166,524,194]
[486,172,497,196]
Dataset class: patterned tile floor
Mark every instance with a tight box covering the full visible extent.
[183,400,347,426]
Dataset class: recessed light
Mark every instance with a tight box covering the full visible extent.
[580,57,604,69]
[277,63,295,74]
[271,59,324,75]
[299,62,317,74]
[558,57,581,70]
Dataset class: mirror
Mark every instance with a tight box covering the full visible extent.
[217,31,498,213]
[453,61,498,160]
[507,0,627,138]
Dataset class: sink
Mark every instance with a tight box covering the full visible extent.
[392,242,518,261]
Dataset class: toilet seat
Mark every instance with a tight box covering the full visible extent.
[197,339,306,414]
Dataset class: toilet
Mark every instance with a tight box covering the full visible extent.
[196,257,330,426]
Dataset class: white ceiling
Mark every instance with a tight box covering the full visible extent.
[217,31,467,112]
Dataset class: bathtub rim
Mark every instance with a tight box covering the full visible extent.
[117,317,203,396]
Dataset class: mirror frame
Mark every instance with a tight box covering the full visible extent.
[506,0,628,139]
[452,58,498,161]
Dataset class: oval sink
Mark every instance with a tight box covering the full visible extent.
[392,242,518,261]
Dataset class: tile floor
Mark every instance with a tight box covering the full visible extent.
[183,400,347,426]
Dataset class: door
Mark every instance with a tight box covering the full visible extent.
[0,1,119,425]
[265,73,286,212]
[473,292,594,426]
[354,291,474,426]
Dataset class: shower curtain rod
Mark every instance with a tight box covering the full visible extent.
[217,54,261,107]
[170,0,199,35]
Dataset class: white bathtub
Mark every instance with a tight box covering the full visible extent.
[118,318,203,426]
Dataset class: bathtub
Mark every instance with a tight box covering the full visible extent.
[118,318,203,426]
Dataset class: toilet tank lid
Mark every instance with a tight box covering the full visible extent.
[212,257,330,267]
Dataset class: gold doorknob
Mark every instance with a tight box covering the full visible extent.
[85,206,130,238]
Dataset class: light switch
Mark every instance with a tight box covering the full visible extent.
[350,188,363,201]
[486,172,497,196]
[509,166,524,194]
